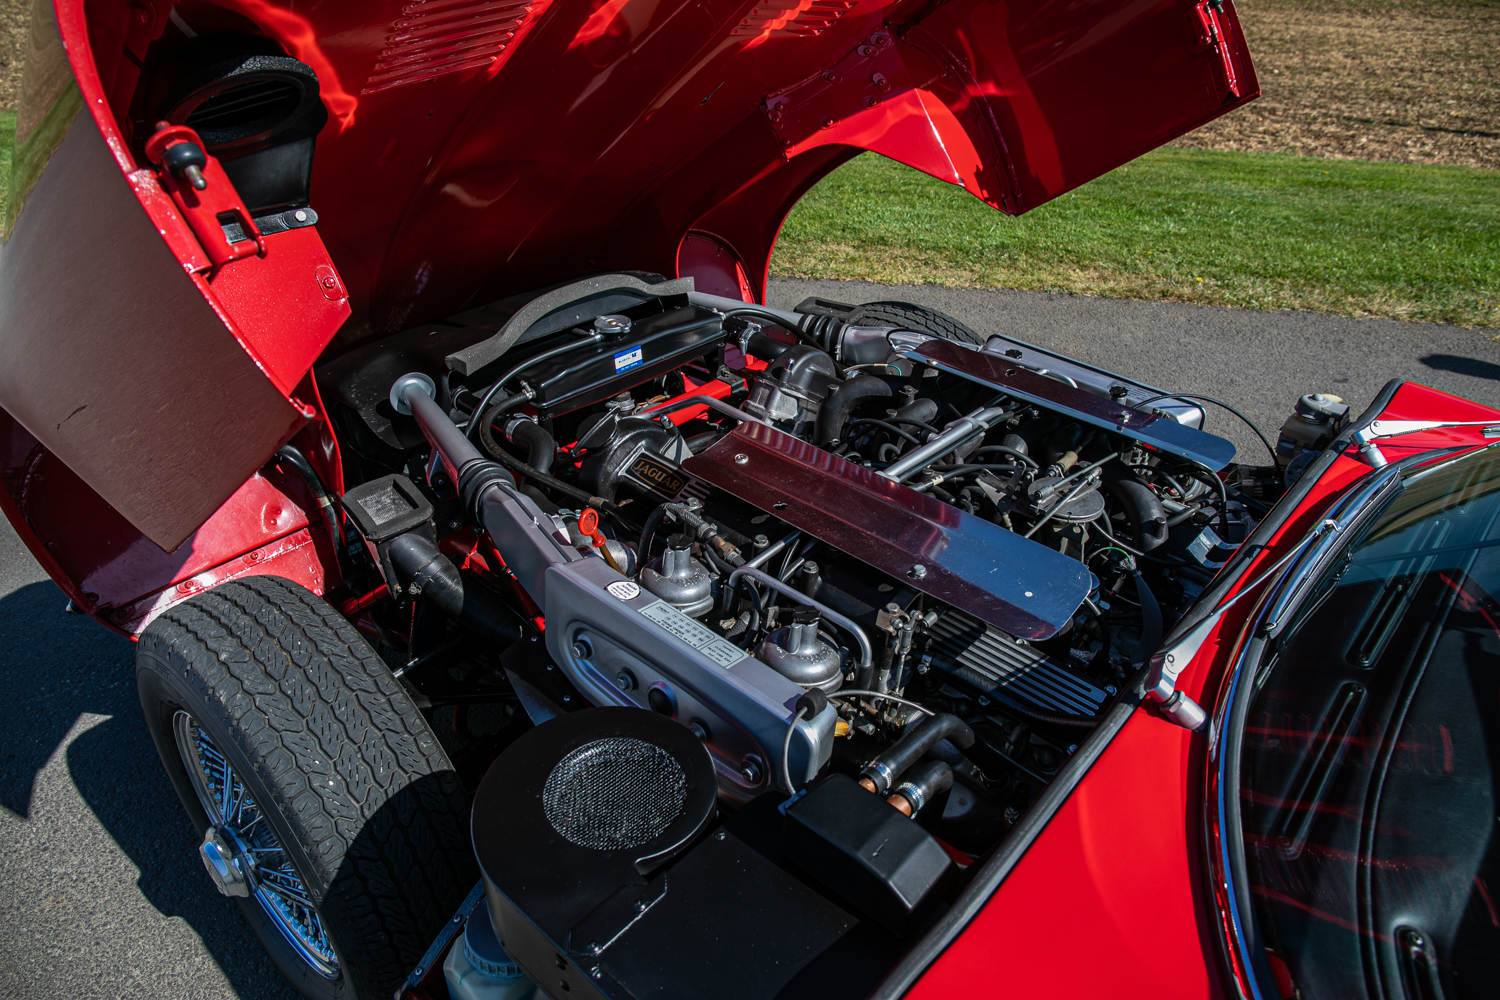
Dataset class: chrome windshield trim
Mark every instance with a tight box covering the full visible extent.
[1205,446,1484,1000]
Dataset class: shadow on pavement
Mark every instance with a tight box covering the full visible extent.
[0,579,292,999]
[1419,354,1500,382]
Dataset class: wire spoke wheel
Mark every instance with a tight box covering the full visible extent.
[138,576,476,999]
[173,710,339,980]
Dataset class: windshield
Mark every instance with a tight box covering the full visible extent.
[1234,447,1500,999]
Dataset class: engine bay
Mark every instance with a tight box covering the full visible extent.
[315,276,1303,997]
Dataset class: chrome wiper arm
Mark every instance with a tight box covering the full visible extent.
[1145,518,1342,730]
[1146,461,1406,730]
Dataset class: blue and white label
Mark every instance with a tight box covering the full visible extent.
[613,345,644,373]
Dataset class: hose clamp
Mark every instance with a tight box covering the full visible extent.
[892,781,925,815]
[502,413,536,441]
[862,759,896,794]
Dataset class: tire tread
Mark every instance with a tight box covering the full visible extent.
[849,300,986,345]
[138,575,475,999]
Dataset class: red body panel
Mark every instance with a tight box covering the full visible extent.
[0,405,336,633]
[0,0,351,554]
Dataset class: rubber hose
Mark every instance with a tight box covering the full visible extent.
[861,713,974,794]
[1000,433,1030,459]
[274,443,348,548]
[927,738,981,780]
[815,374,893,445]
[1133,569,1163,668]
[387,533,525,646]
[974,443,1037,469]
[1101,469,1169,553]
[685,431,719,454]
[889,759,953,818]
[893,396,939,426]
[745,330,794,362]
[508,420,556,476]
[638,503,671,565]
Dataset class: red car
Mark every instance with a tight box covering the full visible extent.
[4,1,1495,999]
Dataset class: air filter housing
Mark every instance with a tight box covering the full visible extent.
[472,708,882,1000]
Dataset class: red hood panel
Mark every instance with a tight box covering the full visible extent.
[1,0,1254,552]
[218,0,1256,340]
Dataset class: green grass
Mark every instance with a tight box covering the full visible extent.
[0,108,13,226]
[772,149,1500,329]
[5,109,1493,327]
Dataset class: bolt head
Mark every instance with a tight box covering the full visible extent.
[733,453,749,465]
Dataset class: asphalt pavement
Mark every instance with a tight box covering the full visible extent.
[3,280,1498,999]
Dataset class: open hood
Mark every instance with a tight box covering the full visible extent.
[326,0,1255,336]
[0,0,1254,553]
[158,0,1257,341]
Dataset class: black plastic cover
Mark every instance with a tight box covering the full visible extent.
[471,710,897,1000]
[783,773,954,934]
[514,304,725,419]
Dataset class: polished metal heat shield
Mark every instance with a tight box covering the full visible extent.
[682,423,1093,640]
[897,335,1237,472]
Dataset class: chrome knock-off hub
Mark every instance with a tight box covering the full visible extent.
[198,825,254,898]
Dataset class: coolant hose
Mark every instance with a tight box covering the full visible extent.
[893,396,940,426]
[888,759,953,819]
[387,533,525,646]
[508,420,556,476]
[860,712,974,795]
[274,444,349,560]
[1133,569,1163,668]
[1101,469,1169,552]
[815,375,892,445]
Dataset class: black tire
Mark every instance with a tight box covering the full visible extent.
[848,300,986,346]
[135,575,477,1000]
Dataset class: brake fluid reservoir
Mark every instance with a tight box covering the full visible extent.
[444,899,536,1000]
[1275,393,1349,468]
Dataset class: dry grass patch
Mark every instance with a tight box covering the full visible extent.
[1177,0,1500,169]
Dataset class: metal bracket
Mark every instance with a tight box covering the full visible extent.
[144,124,265,272]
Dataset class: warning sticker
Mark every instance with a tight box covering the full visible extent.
[613,345,644,372]
[639,600,745,668]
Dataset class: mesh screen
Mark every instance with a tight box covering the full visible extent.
[541,737,687,851]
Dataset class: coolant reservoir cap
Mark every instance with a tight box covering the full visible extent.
[464,899,523,979]
[594,314,632,338]
[1294,393,1348,421]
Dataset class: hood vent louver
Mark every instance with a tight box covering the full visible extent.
[362,0,539,95]
[732,0,855,39]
